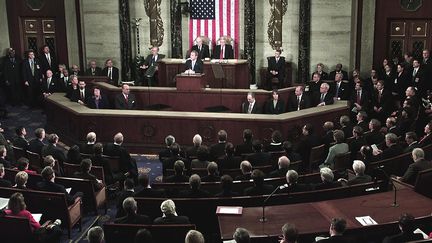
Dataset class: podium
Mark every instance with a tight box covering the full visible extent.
[176,73,207,91]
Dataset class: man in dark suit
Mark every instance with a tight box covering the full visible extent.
[338,160,371,186]
[114,84,136,109]
[179,174,211,197]
[104,133,138,180]
[247,140,271,167]
[87,87,109,109]
[139,46,165,86]
[1,48,22,105]
[76,80,92,105]
[163,160,190,183]
[267,49,285,88]
[287,86,310,112]
[218,143,242,171]
[70,64,83,77]
[28,128,46,155]
[41,70,60,97]
[373,133,403,161]
[356,111,369,132]
[0,164,12,187]
[235,161,253,181]
[328,63,348,81]
[210,130,228,161]
[316,218,349,243]
[212,37,234,59]
[185,50,203,73]
[41,134,67,168]
[101,59,119,85]
[365,119,385,146]
[350,82,370,115]
[215,175,240,197]
[330,73,350,100]
[22,49,43,106]
[348,126,367,160]
[371,80,393,124]
[382,213,423,243]
[12,126,29,151]
[403,132,420,153]
[279,169,312,193]
[115,179,135,218]
[153,199,190,224]
[80,132,96,155]
[134,173,166,197]
[191,36,210,60]
[73,159,104,191]
[396,148,432,185]
[39,45,57,77]
[242,92,262,114]
[162,143,187,175]
[37,166,81,205]
[201,162,221,182]
[265,90,286,114]
[114,197,151,224]
[235,129,254,156]
[421,49,432,90]
[268,156,290,178]
[314,168,341,190]
[243,169,274,196]
[314,83,334,107]
[85,60,102,76]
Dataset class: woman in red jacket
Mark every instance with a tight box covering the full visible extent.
[4,192,40,232]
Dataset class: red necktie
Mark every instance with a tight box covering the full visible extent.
[220,46,224,59]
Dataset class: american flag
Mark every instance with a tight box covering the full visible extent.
[189,0,239,58]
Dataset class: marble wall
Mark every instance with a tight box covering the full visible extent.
[360,0,376,76]
[65,0,80,67]
[0,0,10,55]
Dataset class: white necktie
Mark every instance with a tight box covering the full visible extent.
[47,54,51,66]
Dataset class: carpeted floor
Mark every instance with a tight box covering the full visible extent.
[0,104,163,242]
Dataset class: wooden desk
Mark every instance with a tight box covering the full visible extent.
[158,58,249,88]
[176,73,207,91]
[45,93,349,152]
[218,187,432,242]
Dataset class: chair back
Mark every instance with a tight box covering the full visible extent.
[26,151,43,172]
[12,146,27,160]
[0,215,34,242]
[309,144,326,170]
[414,168,432,198]
[334,152,352,171]
[104,156,121,173]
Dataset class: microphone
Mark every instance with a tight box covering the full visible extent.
[260,184,288,223]
[373,167,398,207]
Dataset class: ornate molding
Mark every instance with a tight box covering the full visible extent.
[267,0,288,49]
[244,0,256,84]
[298,0,311,84]
[144,0,164,47]
[119,0,132,81]
[170,0,183,58]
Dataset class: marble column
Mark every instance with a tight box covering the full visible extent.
[298,0,310,84]
[170,0,182,58]
[244,0,255,85]
[119,0,132,81]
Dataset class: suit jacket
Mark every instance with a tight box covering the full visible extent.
[312,71,329,81]
[316,235,349,243]
[374,144,403,161]
[85,67,103,76]
[287,95,311,112]
[87,95,110,109]
[39,53,57,75]
[235,173,252,181]
[28,139,45,155]
[235,141,253,156]
[114,213,151,225]
[243,184,274,196]
[80,143,95,155]
[153,215,190,224]
[201,174,221,182]
[268,168,288,178]
[36,180,75,204]
[134,187,166,198]
[115,190,135,218]
[13,137,29,151]
[104,143,137,176]
[41,76,60,94]
[210,142,227,161]
[0,158,12,168]
[265,99,286,114]
[164,174,190,183]
[101,66,120,85]
[242,101,262,114]
[365,130,385,146]
[73,171,103,191]
[41,144,67,166]
[330,81,350,100]
[0,178,12,187]
[185,59,204,73]
[179,188,211,198]
[143,54,165,67]
[400,159,432,185]
[328,70,349,81]
[371,88,393,113]
[66,85,80,102]
[349,137,367,155]
[267,56,286,82]
[114,93,136,110]
[217,155,242,172]
[313,92,334,106]
[212,44,234,59]
[356,121,369,133]
[392,71,411,98]
[403,141,420,153]
[22,58,42,85]
[279,182,312,193]
[347,174,372,185]
[350,89,370,111]
[382,232,423,243]
[247,152,271,167]
[191,44,210,59]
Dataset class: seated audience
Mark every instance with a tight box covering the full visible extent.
[42,155,61,176]
[116,179,135,218]
[295,123,322,169]
[385,117,400,136]
[373,133,403,161]
[279,170,312,193]
[164,160,190,183]
[213,36,234,59]
[0,164,12,187]
[339,115,354,140]
[87,226,104,243]
[243,169,274,196]
[283,141,302,162]
[114,197,151,224]
[114,84,136,110]
[191,146,210,169]
[314,167,341,190]
[314,83,334,107]
[66,145,82,164]
[159,135,176,161]
[320,130,349,169]
[14,171,28,189]
[16,157,37,175]
[360,145,374,165]
[12,126,29,151]
[0,145,12,168]
[102,58,120,85]
[266,90,286,114]
[41,133,67,168]
[179,174,211,197]
[338,160,372,185]
[201,162,221,182]
[80,132,97,155]
[28,128,46,155]
[418,121,432,147]
[153,199,191,224]
[242,92,262,114]
[356,111,369,132]
[403,132,419,153]
[134,228,154,243]
[268,156,290,178]
[316,218,348,243]
[87,87,109,109]
[73,158,104,191]
[349,126,367,159]
[322,121,335,148]
[280,223,299,243]
[186,134,202,160]
[37,166,82,205]
[210,130,228,160]
[162,143,187,175]
[85,60,102,76]
[191,36,210,60]
[329,63,348,81]
[396,148,432,185]
[287,86,311,112]
[235,160,253,181]
[232,228,251,243]
[382,213,423,243]
[218,142,242,172]
[134,173,166,197]
[365,119,385,146]
[235,129,254,155]
[247,139,271,167]
[266,130,284,151]
[215,175,239,197]
[313,63,328,80]
[185,230,205,243]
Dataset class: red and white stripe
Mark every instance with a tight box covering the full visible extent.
[189,0,239,58]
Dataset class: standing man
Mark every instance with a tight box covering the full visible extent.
[41,69,60,98]
[22,49,42,107]
[213,37,234,59]
[139,46,165,86]
[40,45,57,77]
[1,48,22,105]
[115,84,136,110]
[267,49,286,89]
[185,50,203,73]
[191,36,210,60]
[102,59,119,85]
[328,63,348,81]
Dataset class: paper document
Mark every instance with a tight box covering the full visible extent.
[32,213,43,222]
[355,216,378,226]
[216,206,243,215]
[0,197,9,209]
[413,228,429,239]
[66,188,72,194]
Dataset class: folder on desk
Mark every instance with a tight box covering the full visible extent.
[216,206,243,215]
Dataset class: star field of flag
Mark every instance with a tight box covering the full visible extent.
[191,0,215,19]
